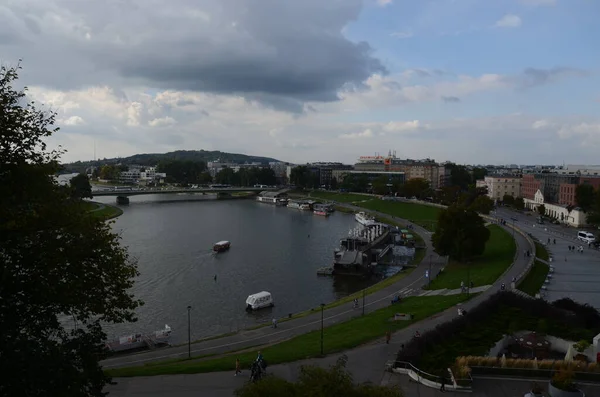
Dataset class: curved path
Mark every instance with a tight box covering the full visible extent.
[106,203,534,397]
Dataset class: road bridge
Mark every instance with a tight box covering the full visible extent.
[92,187,278,204]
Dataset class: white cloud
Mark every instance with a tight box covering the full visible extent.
[382,120,422,133]
[377,0,393,7]
[532,120,552,129]
[340,129,374,139]
[495,14,522,28]
[519,0,556,6]
[390,31,413,39]
[62,116,85,126]
[148,116,177,127]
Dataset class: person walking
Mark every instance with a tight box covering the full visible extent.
[235,358,242,376]
[440,375,446,392]
[385,330,391,344]
[272,318,277,329]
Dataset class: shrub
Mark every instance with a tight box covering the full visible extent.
[551,369,577,392]
[553,298,600,328]
[574,340,591,353]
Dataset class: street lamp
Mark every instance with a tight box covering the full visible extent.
[187,305,192,359]
[362,289,365,316]
[320,303,325,356]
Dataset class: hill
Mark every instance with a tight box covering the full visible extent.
[61,150,282,174]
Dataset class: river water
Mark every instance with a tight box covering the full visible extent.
[90,193,388,343]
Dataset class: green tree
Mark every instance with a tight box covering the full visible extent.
[472,167,488,181]
[575,184,595,212]
[290,166,310,188]
[502,194,515,206]
[330,177,338,190]
[435,185,461,205]
[0,64,142,396]
[469,195,494,215]
[447,163,472,190]
[235,355,402,397]
[156,159,207,185]
[99,164,121,181]
[402,178,430,199]
[69,173,93,199]
[371,175,389,195]
[514,197,525,210]
[432,205,491,262]
[215,167,239,185]
[537,204,546,216]
[586,188,600,226]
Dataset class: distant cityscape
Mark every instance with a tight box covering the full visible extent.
[79,149,600,229]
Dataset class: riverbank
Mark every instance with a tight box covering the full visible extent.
[81,201,124,220]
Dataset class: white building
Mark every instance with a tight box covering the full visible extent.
[481,176,521,202]
[207,161,263,178]
[119,165,166,184]
[524,189,586,227]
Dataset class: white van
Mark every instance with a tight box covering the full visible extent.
[245,291,274,311]
[577,231,595,244]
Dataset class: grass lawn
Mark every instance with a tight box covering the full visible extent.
[534,241,550,261]
[517,260,549,296]
[79,201,99,211]
[417,304,597,374]
[357,199,441,231]
[425,225,515,290]
[86,203,123,220]
[106,294,467,377]
[309,191,374,203]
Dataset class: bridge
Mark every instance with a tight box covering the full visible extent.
[93,187,279,204]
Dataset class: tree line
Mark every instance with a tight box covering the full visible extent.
[214,166,277,187]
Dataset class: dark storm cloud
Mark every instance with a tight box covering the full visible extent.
[441,96,460,103]
[0,0,386,112]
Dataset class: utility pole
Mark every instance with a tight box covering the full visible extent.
[320,303,325,356]
[187,305,192,359]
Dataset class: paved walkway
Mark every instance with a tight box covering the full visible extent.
[106,204,534,396]
[495,207,600,308]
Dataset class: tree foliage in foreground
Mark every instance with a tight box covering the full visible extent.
[70,173,93,199]
[0,64,142,396]
[235,355,403,397]
[432,205,491,262]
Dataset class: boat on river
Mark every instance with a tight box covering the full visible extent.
[106,324,172,353]
[355,212,375,226]
[213,241,231,252]
[245,291,274,310]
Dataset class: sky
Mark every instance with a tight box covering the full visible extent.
[1,0,599,165]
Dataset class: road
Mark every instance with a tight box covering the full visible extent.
[106,205,534,397]
[495,207,600,308]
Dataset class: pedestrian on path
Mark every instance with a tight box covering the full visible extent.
[272,318,277,329]
[235,358,241,376]
[385,330,391,344]
[440,375,446,392]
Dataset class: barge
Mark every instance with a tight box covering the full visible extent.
[106,324,172,353]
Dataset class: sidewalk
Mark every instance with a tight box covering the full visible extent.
[102,214,443,369]
[106,206,535,397]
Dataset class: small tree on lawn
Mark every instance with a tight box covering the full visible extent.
[469,195,494,215]
[502,194,515,206]
[537,204,546,216]
[514,197,525,210]
[432,205,491,262]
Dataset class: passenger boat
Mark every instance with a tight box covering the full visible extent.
[314,210,329,216]
[105,324,172,353]
[213,240,231,252]
[355,212,375,226]
[245,291,274,311]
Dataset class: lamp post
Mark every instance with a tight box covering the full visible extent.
[187,305,192,359]
[428,255,433,286]
[362,288,365,316]
[320,303,325,356]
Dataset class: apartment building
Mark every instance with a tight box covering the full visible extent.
[482,176,521,201]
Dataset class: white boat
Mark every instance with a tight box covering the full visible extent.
[245,291,274,311]
[105,324,172,353]
[355,212,375,226]
[287,201,302,210]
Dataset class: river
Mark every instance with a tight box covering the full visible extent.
[89,193,399,343]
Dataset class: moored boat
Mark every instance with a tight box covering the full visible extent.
[213,240,231,252]
[314,210,329,216]
[355,211,375,226]
[105,324,172,353]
